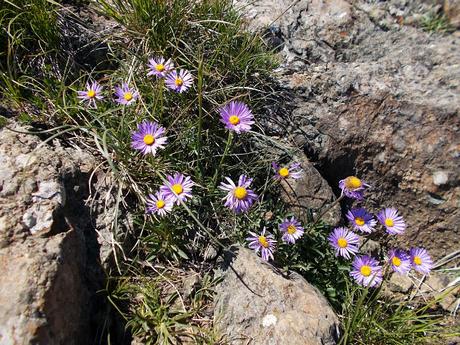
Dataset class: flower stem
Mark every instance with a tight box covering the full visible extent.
[312,194,344,226]
[213,131,233,186]
[154,170,228,250]
[196,56,204,177]
[157,79,164,122]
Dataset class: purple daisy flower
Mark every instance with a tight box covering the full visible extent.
[377,208,406,235]
[388,249,411,275]
[246,228,276,261]
[114,83,139,106]
[146,191,174,217]
[410,248,433,275]
[77,81,103,108]
[338,176,369,200]
[147,56,174,78]
[279,216,304,244]
[219,101,254,134]
[160,173,194,205]
[346,208,377,234]
[328,227,360,259]
[350,255,383,287]
[165,69,193,93]
[272,162,303,180]
[219,175,258,214]
[131,121,168,156]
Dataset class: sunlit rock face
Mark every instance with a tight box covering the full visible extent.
[236,0,460,260]
[214,246,339,345]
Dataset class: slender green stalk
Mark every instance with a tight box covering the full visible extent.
[196,55,204,177]
[156,79,164,122]
[212,131,233,186]
[312,194,344,226]
[154,170,228,250]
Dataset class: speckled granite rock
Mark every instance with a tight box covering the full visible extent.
[213,246,339,345]
[0,124,104,344]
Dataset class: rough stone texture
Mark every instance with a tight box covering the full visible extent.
[213,246,339,345]
[0,124,104,344]
[279,154,341,225]
[384,272,460,313]
[445,0,460,28]
[237,0,460,260]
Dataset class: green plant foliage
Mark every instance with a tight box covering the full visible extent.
[339,280,458,345]
[420,12,455,33]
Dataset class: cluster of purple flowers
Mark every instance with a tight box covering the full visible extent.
[220,161,305,261]
[77,57,194,109]
[329,175,434,287]
[146,173,195,217]
[244,216,305,262]
[78,55,434,286]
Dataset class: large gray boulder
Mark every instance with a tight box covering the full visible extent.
[0,124,104,344]
[213,247,339,345]
[237,0,460,260]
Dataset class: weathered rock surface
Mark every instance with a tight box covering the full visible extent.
[237,0,460,260]
[0,124,104,344]
[213,246,339,345]
[445,0,460,28]
[384,271,460,313]
[279,154,341,225]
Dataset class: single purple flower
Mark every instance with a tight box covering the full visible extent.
[246,228,276,261]
[388,249,411,275]
[165,69,193,93]
[377,208,406,235]
[146,191,174,217]
[272,162,303,180]
[328,227,360,259]
[346,208,377,234]
[77,81,103,108]
[219,175,258,213]
[410,248,433,275]
[147,56,174,78]
[219,101,254,134]
[339,176,369,200]
[114,83,139,106]
[160,173,194,205]
[131,121,167,156]
[279,216,304,244]
[350,255,383,287]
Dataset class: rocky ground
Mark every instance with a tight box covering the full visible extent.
[237,0,460,261]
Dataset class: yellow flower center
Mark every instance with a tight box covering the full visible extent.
[413,256,422,266]
[344,176,362,190]
[355,217,365,226]
[385,218,394,227]
[360,265,371,277]
[392,256,401,267]
[87,89,96,98]
[229,115,240,125]
[175,78,183,86]
[156,200,165,209]
[234,187,247,200]
[155,63,165,72]
[172,184,183,195]
[143,134,155,145]
[258,236,269,248]
[337,238,348,248]
[278,167,289,178]
[124,92,133,101]
[287,225,296,234]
